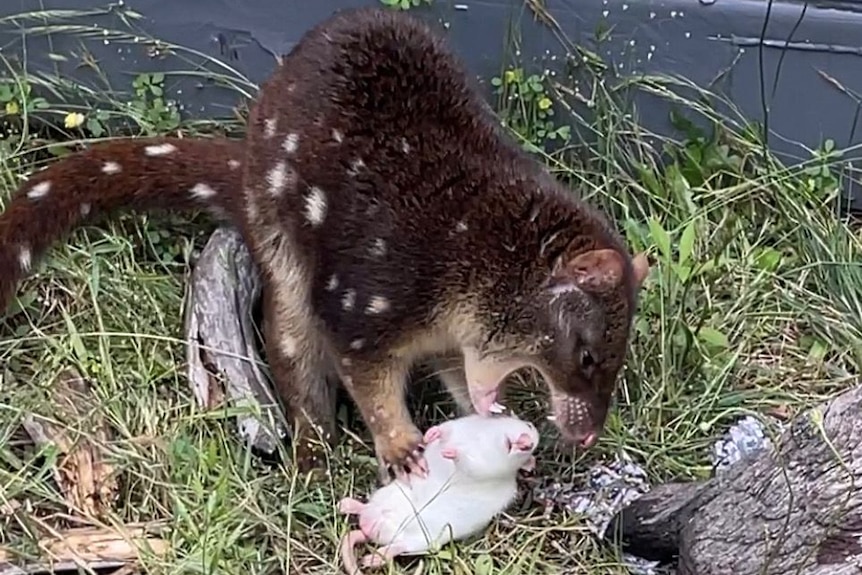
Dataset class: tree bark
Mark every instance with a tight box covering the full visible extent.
[607,384,862,574]
[184,226,285,454]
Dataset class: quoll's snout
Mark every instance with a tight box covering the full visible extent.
[550,390,606,450]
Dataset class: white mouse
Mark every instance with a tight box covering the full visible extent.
[338,414,539,574]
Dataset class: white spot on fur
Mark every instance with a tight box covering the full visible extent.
[366,295,390,314]
[264,118,278,139]
[350,338,364,350]
[144,143,177,156]
[401,137,411,154]
[370,238,387,257]
[326,274,339,291]
[80,203,91,217]
[343,375,353,386]
[388,429,398,438]
[102,161,121,175]
[304,187,327,226]
[267,162,289,197]
[245,188,259,221]
[283,133,299,154]
[341,357,352,367]
[280,336,298,357]
[369,415,376,423]
[228,159,241,170]
[17,245,31,271]
[27,181,51,200]
[332,129,344,143]
[190,183,217,200]
[348,158,365,176]
[342,289,356,311]
[455,220,468,233]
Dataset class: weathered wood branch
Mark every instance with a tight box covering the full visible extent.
[0,523,168,575]
[184,226,285,453]
[607,384,862,575]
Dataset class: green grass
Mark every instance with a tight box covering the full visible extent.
[2,6,862,574]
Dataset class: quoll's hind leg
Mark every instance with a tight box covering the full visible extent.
[261,281,337,475]
[426,355,475,416]
[340,357,427,482]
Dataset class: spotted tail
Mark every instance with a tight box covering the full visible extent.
[0,136,246,314]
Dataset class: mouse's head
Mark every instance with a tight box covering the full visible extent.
[452,417,540,480]
[467,246,649,451]
[502,418,540,474]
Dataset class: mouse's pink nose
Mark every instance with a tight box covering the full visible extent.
[510,432,533,452]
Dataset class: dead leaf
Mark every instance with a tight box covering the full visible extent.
[21,368,118,518]
[766,404,794,421]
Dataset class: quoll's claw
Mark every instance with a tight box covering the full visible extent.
[379,426,428,482]
[391,446,428,481]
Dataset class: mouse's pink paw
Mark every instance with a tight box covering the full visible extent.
[360,543,404,568]
[360,553,387,569]
[423,425,443,444]
[338,497,366,515]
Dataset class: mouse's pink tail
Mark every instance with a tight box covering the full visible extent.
[339,529,368,575]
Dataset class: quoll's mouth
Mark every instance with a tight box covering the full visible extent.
[548,392,600,449]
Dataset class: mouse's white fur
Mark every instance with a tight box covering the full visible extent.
[338,414,539,574]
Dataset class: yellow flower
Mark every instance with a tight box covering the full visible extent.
[5,100,19,115]
[538,97,553,110]
[504,69,517,84]
[64,112,85,129]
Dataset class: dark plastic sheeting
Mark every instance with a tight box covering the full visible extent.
[2,0,861,210]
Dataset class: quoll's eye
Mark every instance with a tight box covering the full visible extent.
[580,349,595,371]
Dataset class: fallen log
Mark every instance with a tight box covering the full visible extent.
[184,226,285,454]
[607,384,862,575]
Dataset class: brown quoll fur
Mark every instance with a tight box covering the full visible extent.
[0,7,649,479]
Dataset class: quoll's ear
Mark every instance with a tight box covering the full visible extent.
[632,252,650,288]
[550,248,625,294]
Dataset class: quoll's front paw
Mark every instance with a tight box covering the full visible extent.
[376,425,428,480]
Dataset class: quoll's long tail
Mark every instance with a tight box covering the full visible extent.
[340,529,368,575]
[0,137,245,313]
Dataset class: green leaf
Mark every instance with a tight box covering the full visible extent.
[60,308,88,362]
[678,219,696,265]
[647,218,671,261]
[753,247,782,272]
[697,326,729,349]
[475,553,494,574]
